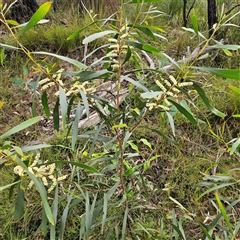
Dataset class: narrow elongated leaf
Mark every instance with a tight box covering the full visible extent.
[166,111,175,136]
[22,144,51,152]
[193,83,226,118]
[50,187,58,240]
[142,44,159,54]
[0,116,41,140]
[14,19,49,29]
[128,141,139,152]
[72,103,84,150]
[193,67,240,80]
[122,206,128,239]
[215,192,234,234]
[209,44,240,50]
[41,209,48,236]
[168,99,197,124]
[53,99,59,131]
[32,51,87,70]
[172,224,186,240]
[128,0,165,3]
[230,138,240,155]
[122,46,132,65]
[191,15,198,36]
[161,52,181,69]
[42,91,50,119]
[6,20,19,26]
[75,69,111,82]
[20,2,52,34]
[67,20,100,40]
[79,89,89,118]
[208,198,240,232]
[102,182,120,233]
[182,27,206,39]
[170,196,188,212]
[121,75,149,92]
[228,85,240,94]
[126,40,160,54]
[196,221,213,240]
[140,138,152,150]
[0,43,20,50]
[0,181,21,191]
[55,161,99,173]
[83,30,117,44]
[197,182,236,200]
[15,157,54,225]
[14,187,24,219]
[59,87,68,130]
[59,194,72,240]
[147,128,178,145]
[129,25,157,41]
[141,91,163,99]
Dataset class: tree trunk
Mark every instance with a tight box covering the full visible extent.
[5,0,39,23]
[207,0,217,36]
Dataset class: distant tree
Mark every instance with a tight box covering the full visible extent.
[207,0,217,35]
[5,0,39,23]
[182,0,197,27]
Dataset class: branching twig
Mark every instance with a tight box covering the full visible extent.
[225,4,240,16]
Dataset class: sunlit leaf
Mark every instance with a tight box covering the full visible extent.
[140,138,152,150]
[6,19,19,26]
[215,192,234,234]
[20,2,52,34]
[191,15,198,36]
[112,124,128,129]
[127,141,139,153]
[228,85,240,94]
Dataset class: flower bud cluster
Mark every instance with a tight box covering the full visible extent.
[39,69,65,91]
[106,24,131,71]
[146,75,193,111]
[13,153,68,193]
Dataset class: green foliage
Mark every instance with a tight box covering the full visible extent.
[0,0,240,239]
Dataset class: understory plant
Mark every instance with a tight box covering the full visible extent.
[0,0,240,239]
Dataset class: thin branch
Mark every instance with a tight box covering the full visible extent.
[225,4,240,15]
